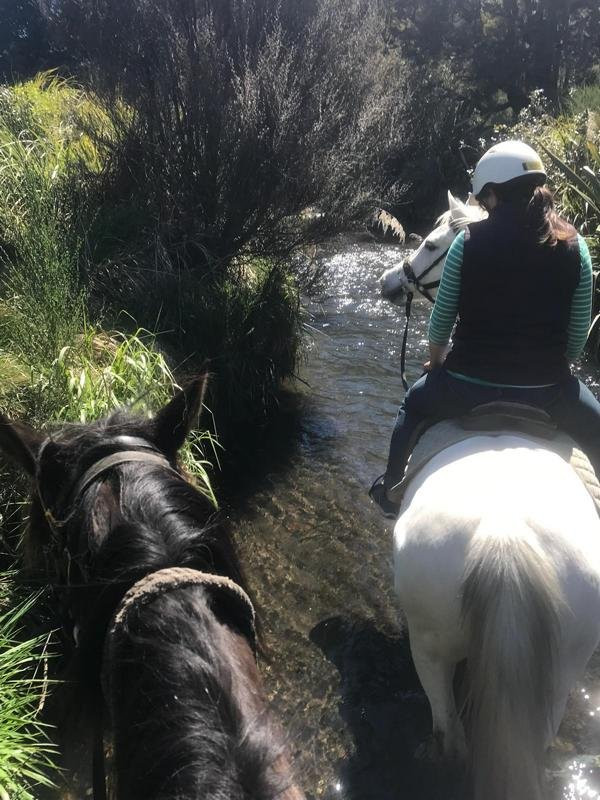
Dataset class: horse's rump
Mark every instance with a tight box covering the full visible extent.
[394,437,600,800]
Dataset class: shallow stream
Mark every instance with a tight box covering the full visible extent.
[228,238,600,800]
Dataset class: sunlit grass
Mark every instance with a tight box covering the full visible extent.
[0,584,57,800]
[52,327,219,506]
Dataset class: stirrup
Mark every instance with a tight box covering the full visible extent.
[369,475,400,519]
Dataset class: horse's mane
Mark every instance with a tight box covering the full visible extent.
[37,409,291,800]
[111,585,290,800]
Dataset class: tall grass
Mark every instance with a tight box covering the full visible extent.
[0,77,219,798]
[0,585,57,800]
[0,74,90,366]
[52,327,218,504]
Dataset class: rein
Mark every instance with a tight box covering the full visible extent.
[398,251,445,391]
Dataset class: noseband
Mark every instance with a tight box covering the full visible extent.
[402,250,445,304]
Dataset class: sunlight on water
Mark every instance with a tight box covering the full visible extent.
[564,761,599,799]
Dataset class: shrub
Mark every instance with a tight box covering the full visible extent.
[49,0,406,264]
[495,90,600,259]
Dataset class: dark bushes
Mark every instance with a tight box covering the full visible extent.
[39,0,408,442]
[51,0,406,265]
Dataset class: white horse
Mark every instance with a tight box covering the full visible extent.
[380,191,485,305]
[380,194,600,800]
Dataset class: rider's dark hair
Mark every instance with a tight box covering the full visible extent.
[480,175,576,247]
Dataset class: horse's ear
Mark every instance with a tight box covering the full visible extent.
[151,375,208,456]
[0,415,44,476]
[447,191,468,219]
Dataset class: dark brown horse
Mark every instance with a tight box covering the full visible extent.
[0,377,304,800]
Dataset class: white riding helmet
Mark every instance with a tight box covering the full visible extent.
[471,140,546,197]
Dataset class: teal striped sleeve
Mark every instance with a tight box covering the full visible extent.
[566,235,593,360]
[428,231,464,345]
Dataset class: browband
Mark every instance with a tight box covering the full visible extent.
[72,450,175,503]
[37,435,176,529]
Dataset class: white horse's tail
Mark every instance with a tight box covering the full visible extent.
[461,526,562,800]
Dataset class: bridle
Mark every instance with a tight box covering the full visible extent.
[394,250,446,391]
[36,435,176,533]
[34,433,256,800]
[401,250,446,304]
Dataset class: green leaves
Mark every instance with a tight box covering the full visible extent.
[541,143,600,220]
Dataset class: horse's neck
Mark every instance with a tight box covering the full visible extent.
[226,626,305,798]
[109,585,299,799]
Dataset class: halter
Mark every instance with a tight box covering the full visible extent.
[398,251,445,391]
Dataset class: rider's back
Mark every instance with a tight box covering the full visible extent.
[444,205,581,385]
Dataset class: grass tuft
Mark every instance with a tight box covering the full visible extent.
[0,584,57,800]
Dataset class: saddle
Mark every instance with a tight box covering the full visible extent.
[387,401,600,513]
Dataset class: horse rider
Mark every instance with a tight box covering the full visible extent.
[371,140,600,517]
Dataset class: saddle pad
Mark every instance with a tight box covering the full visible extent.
[387,419,600,514]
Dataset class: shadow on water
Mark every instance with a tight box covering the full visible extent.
[310,616,467,800]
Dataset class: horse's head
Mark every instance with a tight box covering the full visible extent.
[380,191,487,305]
[0,377,214,636]
[0,378,306,800]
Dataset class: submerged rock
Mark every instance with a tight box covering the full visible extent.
[406,233,423,249]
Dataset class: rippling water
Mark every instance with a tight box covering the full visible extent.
[228,238,600,800]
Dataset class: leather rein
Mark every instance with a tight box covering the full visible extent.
[394,251,446,391]
[34,435,256,800]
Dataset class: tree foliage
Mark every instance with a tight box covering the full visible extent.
[46,0,407,266]
[390,0,600,114]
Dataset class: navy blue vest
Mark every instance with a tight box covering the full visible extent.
[443,204,581,385]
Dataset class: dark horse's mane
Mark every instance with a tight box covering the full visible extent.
[25,406,293,800]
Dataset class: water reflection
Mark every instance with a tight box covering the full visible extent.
[226,238,600,799]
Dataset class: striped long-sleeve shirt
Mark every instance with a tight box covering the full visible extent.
[428,231,593,385]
